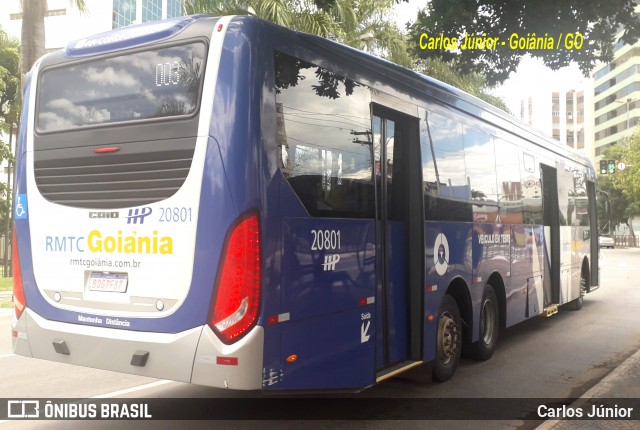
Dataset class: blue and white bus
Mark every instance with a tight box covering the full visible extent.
[12,15,599,391]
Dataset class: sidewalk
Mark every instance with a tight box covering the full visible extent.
[537,347,640,429]
[0,290,12,316]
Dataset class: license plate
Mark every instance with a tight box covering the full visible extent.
[86,272,128,293]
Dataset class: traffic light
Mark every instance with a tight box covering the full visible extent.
[600,160,607,174]
[608,160,616,174]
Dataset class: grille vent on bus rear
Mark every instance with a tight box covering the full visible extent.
[33,140,196,209]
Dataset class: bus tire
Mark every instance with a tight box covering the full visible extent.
[433,294,462,382]
[470,285,499,361]
[567,270,587,311]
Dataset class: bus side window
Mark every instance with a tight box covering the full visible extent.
[573,170,590,227]
[495,138,525,224]
[419,109,472,222]
[519,150,543,225]
[464,125,497,204]
[274,51,374,219]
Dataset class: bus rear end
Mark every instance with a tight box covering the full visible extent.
[12,15,265,390]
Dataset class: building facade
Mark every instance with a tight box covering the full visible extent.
[517,81,594,164]
[592,40,640,158]
[113,0,183,29]
[0,0,184,51]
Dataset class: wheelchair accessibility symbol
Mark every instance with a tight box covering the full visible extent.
[15,194,28,219]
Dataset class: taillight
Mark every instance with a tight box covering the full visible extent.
[208,211,261,344]
[12,229,26,319]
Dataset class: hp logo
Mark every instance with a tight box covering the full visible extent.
[126,207,153,224]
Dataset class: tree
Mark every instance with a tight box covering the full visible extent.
[414,58,510,112]
[185,1,509,109]
[184,0,344,38]
[0,28,20,123]
[183,0,412,66]
[600,129,640,244]
[409,0,640,85]
[20,0,87,78]
[0,25,20,270]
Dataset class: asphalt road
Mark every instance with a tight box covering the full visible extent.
[1,247,639,429]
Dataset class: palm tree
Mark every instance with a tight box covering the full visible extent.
[183,0,410,66]
[20,0,88,78]
[334,0,411,67]
[185,0,341,38]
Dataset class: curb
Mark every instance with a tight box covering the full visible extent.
[536,348,640,429]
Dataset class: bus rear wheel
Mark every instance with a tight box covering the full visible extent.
[566,269,587,311]
[470,285,499,361]
[433,294,462,382]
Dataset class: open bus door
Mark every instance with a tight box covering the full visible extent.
[542,162,589,313]
[541,164,561,312]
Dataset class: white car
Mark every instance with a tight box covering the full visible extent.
[599,234,615,249]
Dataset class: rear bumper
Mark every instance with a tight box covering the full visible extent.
[12,308,264,390]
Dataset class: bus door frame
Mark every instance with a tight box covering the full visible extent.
[587,180,599,288]
[541,164,561,306]
[370,96,424,377]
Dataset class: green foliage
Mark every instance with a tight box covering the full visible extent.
[597,175,632,233]
[0,276,12,291]
[0,25,19,237]
[0,28,20,125]
[183,0,411,66]
[409,0,640,85]
[414,58,510,112]
[183,0,510,110]
[599,129,640,234]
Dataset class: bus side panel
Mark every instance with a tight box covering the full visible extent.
[271,217,376,390]
[471,222,510,337]
[506,225,545,326]
[210,18,265,214]
[212,19,286,387]
[385,221,409,366]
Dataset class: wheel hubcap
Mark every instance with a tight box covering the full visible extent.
[481,299,497,344]
[438,312,459,365]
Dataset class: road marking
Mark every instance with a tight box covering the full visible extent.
[92,380,174,398]
[0,353,15,359]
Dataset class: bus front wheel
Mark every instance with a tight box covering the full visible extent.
[433,294,462,382]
